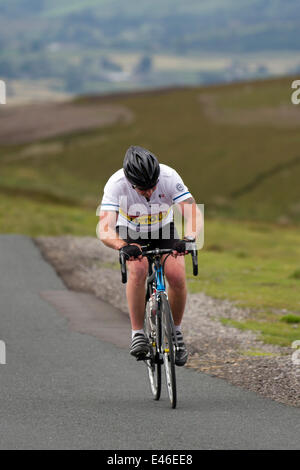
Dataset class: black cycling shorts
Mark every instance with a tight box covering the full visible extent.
[116,222,180,250]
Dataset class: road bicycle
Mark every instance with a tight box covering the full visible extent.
[119,243,198,409]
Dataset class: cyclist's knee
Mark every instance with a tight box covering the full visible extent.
[127,258,148,283]
[167,271,186,290]
[165,259,186,289]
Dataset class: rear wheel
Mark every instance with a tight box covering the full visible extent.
[144,301,161,400]
[161,294,177,409]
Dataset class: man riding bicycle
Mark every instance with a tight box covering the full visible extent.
[98,145,201,366]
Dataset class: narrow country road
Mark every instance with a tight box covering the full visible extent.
[0,235,299,450]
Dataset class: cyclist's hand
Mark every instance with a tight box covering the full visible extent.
[172,239,188,257]
[119,243,143,261]
[172,237,196,257]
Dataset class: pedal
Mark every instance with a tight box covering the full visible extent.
[136,353,149,361]
[142,355,152,361]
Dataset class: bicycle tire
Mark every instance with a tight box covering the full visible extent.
[160,294,177,409]
[144,301,161,401]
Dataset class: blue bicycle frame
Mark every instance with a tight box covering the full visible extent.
[154,264,166,292]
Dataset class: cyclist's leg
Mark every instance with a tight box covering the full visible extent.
[163,255,187,327]
[126,257,148,330]
[163,256,188,366]
[116,226,149,331]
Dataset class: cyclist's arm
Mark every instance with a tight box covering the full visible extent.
[98,210,127,250]
[177,197,203,240]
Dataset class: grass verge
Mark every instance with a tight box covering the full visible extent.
[220,318,299,347]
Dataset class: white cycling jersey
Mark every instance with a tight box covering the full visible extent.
[100,164,191,232]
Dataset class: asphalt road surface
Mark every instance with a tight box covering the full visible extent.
[0,235,299,450]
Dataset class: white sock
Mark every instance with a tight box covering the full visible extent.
[132,328,145,339]
[175,324,182,333]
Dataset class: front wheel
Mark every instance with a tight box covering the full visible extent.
[144,301,161,401]
[160,294,177,409]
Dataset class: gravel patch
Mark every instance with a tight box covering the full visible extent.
[34,235,300,407]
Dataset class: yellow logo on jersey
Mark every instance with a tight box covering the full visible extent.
[119,207,171,225]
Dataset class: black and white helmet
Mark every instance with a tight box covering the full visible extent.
[123,145,160,189]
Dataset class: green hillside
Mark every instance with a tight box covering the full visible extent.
[1,75,299,225]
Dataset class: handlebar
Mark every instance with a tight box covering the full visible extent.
[119,252,128,284]
[119,244,198,284]
[185,242,198,277]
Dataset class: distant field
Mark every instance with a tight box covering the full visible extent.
[4,48,298,101]
[1,75,300,347]
[1,0,300,99]
[109,50,299,76]
[6,79,70,105]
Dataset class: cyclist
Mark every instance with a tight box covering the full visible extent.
[98,145,202,366]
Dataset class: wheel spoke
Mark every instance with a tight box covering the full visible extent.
[161,295,177,409]
[144,301,161,401]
